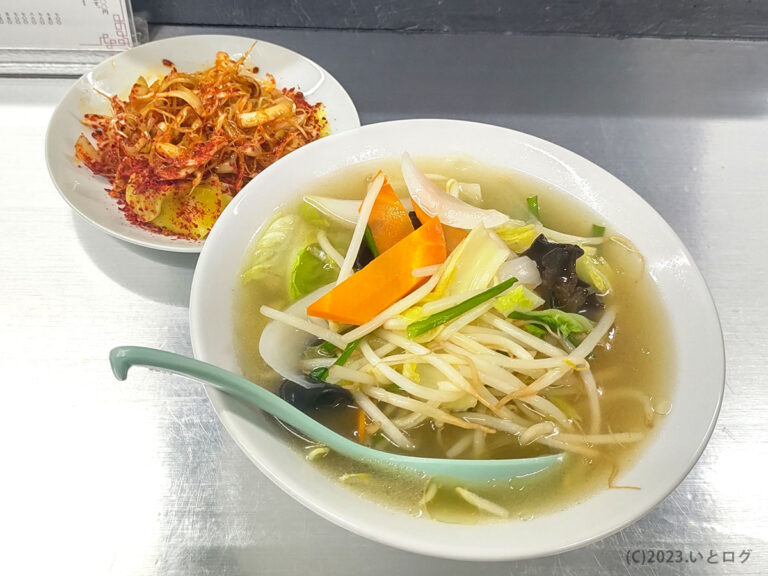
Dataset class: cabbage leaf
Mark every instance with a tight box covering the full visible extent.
[493,285,545,315]
[494,223,538,253]
[509,308,594,343]
[289,243,339,300]
[241,214,301,284]
[429,224,510,300]
[575,246,613,294]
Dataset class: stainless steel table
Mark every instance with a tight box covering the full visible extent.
[3,26,766,575]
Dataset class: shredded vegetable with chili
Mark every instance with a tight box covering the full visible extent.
[75,48,329,239]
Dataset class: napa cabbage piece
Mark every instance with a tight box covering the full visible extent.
[493,285,545,315]
[298,201,332,228]
[148,183,231,239]
[125,178,169,222]
[430,225,510,299]
[576,246,613,294]
[508,308,594,343]
[425,173,483,204]
[415,364,477,411]
[315,106,331,138]
[74,133,101,169]
[241,214,302,284]
[401,362,420,383]
[242,209,351,297]
[401,306,424,321]
[494,223,538,253]
[289,243,339,300]
[446,179,482,204]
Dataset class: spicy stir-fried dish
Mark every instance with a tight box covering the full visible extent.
[75,49,328,239]
[237,153,672,520]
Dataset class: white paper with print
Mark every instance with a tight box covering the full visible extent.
[0,0,135,50]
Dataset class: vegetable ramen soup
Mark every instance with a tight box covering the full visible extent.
[234,154,673,523]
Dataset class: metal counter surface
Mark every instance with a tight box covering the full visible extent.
[2,26,766,575]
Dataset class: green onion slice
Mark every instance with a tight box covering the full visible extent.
[364,226,379,258]
[310,339,360,382]
[407,277,518,338]
[523,323,547,338]
[527,196,540,220]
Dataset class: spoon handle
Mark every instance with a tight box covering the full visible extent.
[109,346,346,449]
[109,346,562,482]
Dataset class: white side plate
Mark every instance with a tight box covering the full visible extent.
[45,34,360,253]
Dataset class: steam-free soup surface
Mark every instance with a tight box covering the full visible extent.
[234,156,673,522]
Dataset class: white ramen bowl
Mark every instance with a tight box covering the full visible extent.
[189,119,724,560]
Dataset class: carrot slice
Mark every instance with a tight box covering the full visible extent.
[443,225,469,253]
[307,216,447,325]
[367,175,414,253]
[411,200,468,253]
[357,408,367,444]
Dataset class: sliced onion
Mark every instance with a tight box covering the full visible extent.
[401,152,509,229]
[448,180,483,204]
[157,88,204,116]
[303,195,414,228]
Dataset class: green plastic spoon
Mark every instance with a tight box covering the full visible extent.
[110,346,562,482]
